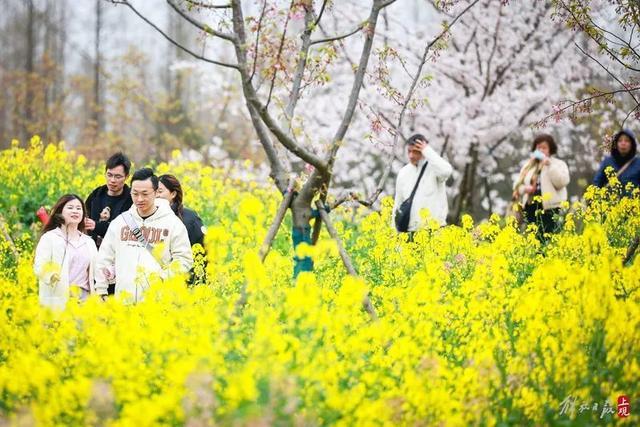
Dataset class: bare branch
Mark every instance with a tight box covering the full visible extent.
[574,42,640,108]
[310,22,366,45]
[108,0,239,69]
[266,0,295,109]
[313,0,328,27]
[482,4,502,100]
[184,0,231,9]
[260,181,295,261]
[284,2,315,124]
[583,7,640,60]
[249,0,268,83]
[536,87,640,125]
[624,234,640,266]
[246,102,291,192]
[557,0,640,72]
[378,0,397,7]
[315,200,378,321]
[167,0,235,41]
[326,0,392,172]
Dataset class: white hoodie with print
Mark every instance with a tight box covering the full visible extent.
[95,198,193,302]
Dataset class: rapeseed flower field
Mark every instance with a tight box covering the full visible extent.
[0,137,638,425]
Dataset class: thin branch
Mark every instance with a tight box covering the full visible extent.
[574,42,640,107]
[246,102,291,192]
[109,0,239,69]
[310,22,366,45]
[584,8,640,60]
[327,0,393,170]
[315,201,378,321]
[558,0,640,72]
[624,234,640,266]
[184,0,231,9]
[313,0,328,27]
[260,180,295,261]
[234,181,294,314]
[229,0,326,171]
[378,0,397,7]
[249,0,268,83]
[265,0,295,109]
[536,87,640,125]
[284,2,315,126]
[482,4,502,100]
[166,0,235,41]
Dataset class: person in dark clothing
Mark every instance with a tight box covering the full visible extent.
[157,174,205,247]
[594,129,640,193]
[85,152,133,294]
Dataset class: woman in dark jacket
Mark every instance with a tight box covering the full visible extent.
[594,129,640,192]
[157,174,205,247]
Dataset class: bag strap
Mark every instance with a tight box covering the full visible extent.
[122,211,154,254]
[407,161,429,202]
[616,157,636,177]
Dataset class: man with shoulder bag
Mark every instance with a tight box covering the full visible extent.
[393,134,453,234]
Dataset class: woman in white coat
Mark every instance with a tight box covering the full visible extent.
[34,194,97,309]
[512,134,570,240]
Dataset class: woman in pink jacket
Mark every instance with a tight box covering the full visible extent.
[34,194,97,309]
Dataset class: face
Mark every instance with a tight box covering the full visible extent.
[408,144,423,166]
[536,141,551,157]
[131,179,157,215]
[617,134,632,155]
[61,198,84,226]
[105,165,127,194]
[156,182,176,203]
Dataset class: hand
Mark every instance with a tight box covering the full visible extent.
[542,157,551,166]
[49,272,60,287]
[414,140,428,151]
[100,295,108,302]
[102,267,115,281]
[84,218,96,231]
[524,185,536,194]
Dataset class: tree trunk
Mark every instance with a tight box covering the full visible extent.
[451,142,479,223]
[24,0,35,142]
[93,0,104,135]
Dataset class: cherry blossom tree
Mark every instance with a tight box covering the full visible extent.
[329,0,596,221]
[107,1,479,277]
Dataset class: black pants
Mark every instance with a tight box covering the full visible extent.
[524,202,560,242]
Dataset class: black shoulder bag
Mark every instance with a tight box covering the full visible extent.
[395,161,428,232]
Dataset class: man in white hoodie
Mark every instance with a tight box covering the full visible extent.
[393,133,453,231]
[95,167,193,302]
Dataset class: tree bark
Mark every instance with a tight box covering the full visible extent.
[93,0,104,134]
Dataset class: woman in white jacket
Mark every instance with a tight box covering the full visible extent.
[34,194,97,309]
[512,134,570,240]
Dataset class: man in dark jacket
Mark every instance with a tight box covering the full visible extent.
[594,129,640,192]
[85,152,133,294]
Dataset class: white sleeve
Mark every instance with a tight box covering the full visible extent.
[95,220,118,295]
[87,239,98,294]
[422,145,453,181]
[170,221,193,273]
[34,233,54,285]
[547,159,570,189]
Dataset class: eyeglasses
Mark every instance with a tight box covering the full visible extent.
[106,172,126,181]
